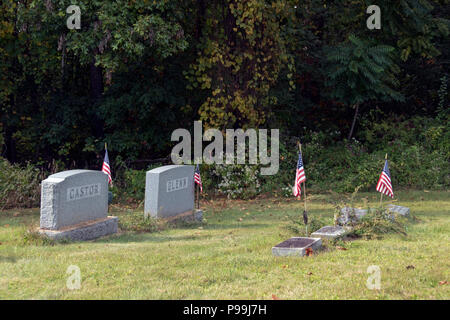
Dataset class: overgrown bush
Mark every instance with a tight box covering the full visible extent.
[349,209,409,239]
[0,158,42,209]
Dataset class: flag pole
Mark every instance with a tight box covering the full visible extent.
[298,141,308,236]
[299,143,307,213]
[379,153,387,208]
[196,183,200,210]
[105,142,110,213]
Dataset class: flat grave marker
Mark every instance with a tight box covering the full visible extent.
[311,226,350,240]
[272,237,322,257]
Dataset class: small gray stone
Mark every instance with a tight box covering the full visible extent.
[337,207,375,225]
[144,165,195,219]
[311,225,350,240]
[272,237,322,257]
[194,209,203,222]
[386,204,410,217]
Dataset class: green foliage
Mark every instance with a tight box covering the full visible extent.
[211,164,261,199]
[263,116,449,196]
[0,158,42,209]
[22,228,58,246]
[286,214,331,236]
[185,0,298,128]
[0,0,449,205]
[325,35,404,106]
[118,211,160,233]
[114,169,146,203]
[112,162,164,204]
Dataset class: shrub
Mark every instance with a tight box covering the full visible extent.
[286,213,331,236]
[118,211,160,233]
[212,164,261,199]
[0,158,42,209]
[113,168,146,203]
[112,162,163,204]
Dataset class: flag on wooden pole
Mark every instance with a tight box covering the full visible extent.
[102,143,112,185]
[194,164,203,192]
[376,156,393,198]
[293,150,306,199]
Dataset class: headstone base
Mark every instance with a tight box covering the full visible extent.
[164,210,203,223]
[39,216,118,241]
[272,237,322,257]
[311,226,350,240]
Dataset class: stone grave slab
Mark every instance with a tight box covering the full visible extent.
[144,165,195,219]
[272,237,322,257]
[39,170,118,241]
[311,226,350,240]
[386,204,410,217]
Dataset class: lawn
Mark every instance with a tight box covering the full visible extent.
[0,191,448,299]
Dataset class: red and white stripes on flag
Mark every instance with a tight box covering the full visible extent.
[293,151,306,198]
[102,147,112,185]
[376,159,393,198]
[194,164,203,192]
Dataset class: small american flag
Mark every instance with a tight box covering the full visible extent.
[293,151,306,198]
[102,147,112,185]
[376,159,393,198]
[194,164,202,192]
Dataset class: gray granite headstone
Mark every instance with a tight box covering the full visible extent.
[39,170,118,240]
[144,165,195,219]
[311,226,350,240]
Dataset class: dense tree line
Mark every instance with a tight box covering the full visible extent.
[0,0,448,170]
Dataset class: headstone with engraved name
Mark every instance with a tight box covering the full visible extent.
[39,170,118,241]
[144,165,197,219]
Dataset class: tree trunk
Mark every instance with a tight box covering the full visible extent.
[195,0,205,40]
[4,126,17,163]
[90,57,103,101]
[89,56,104,139]
[347,103,360,141]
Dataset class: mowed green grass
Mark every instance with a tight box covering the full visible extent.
[0,191,449,299]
